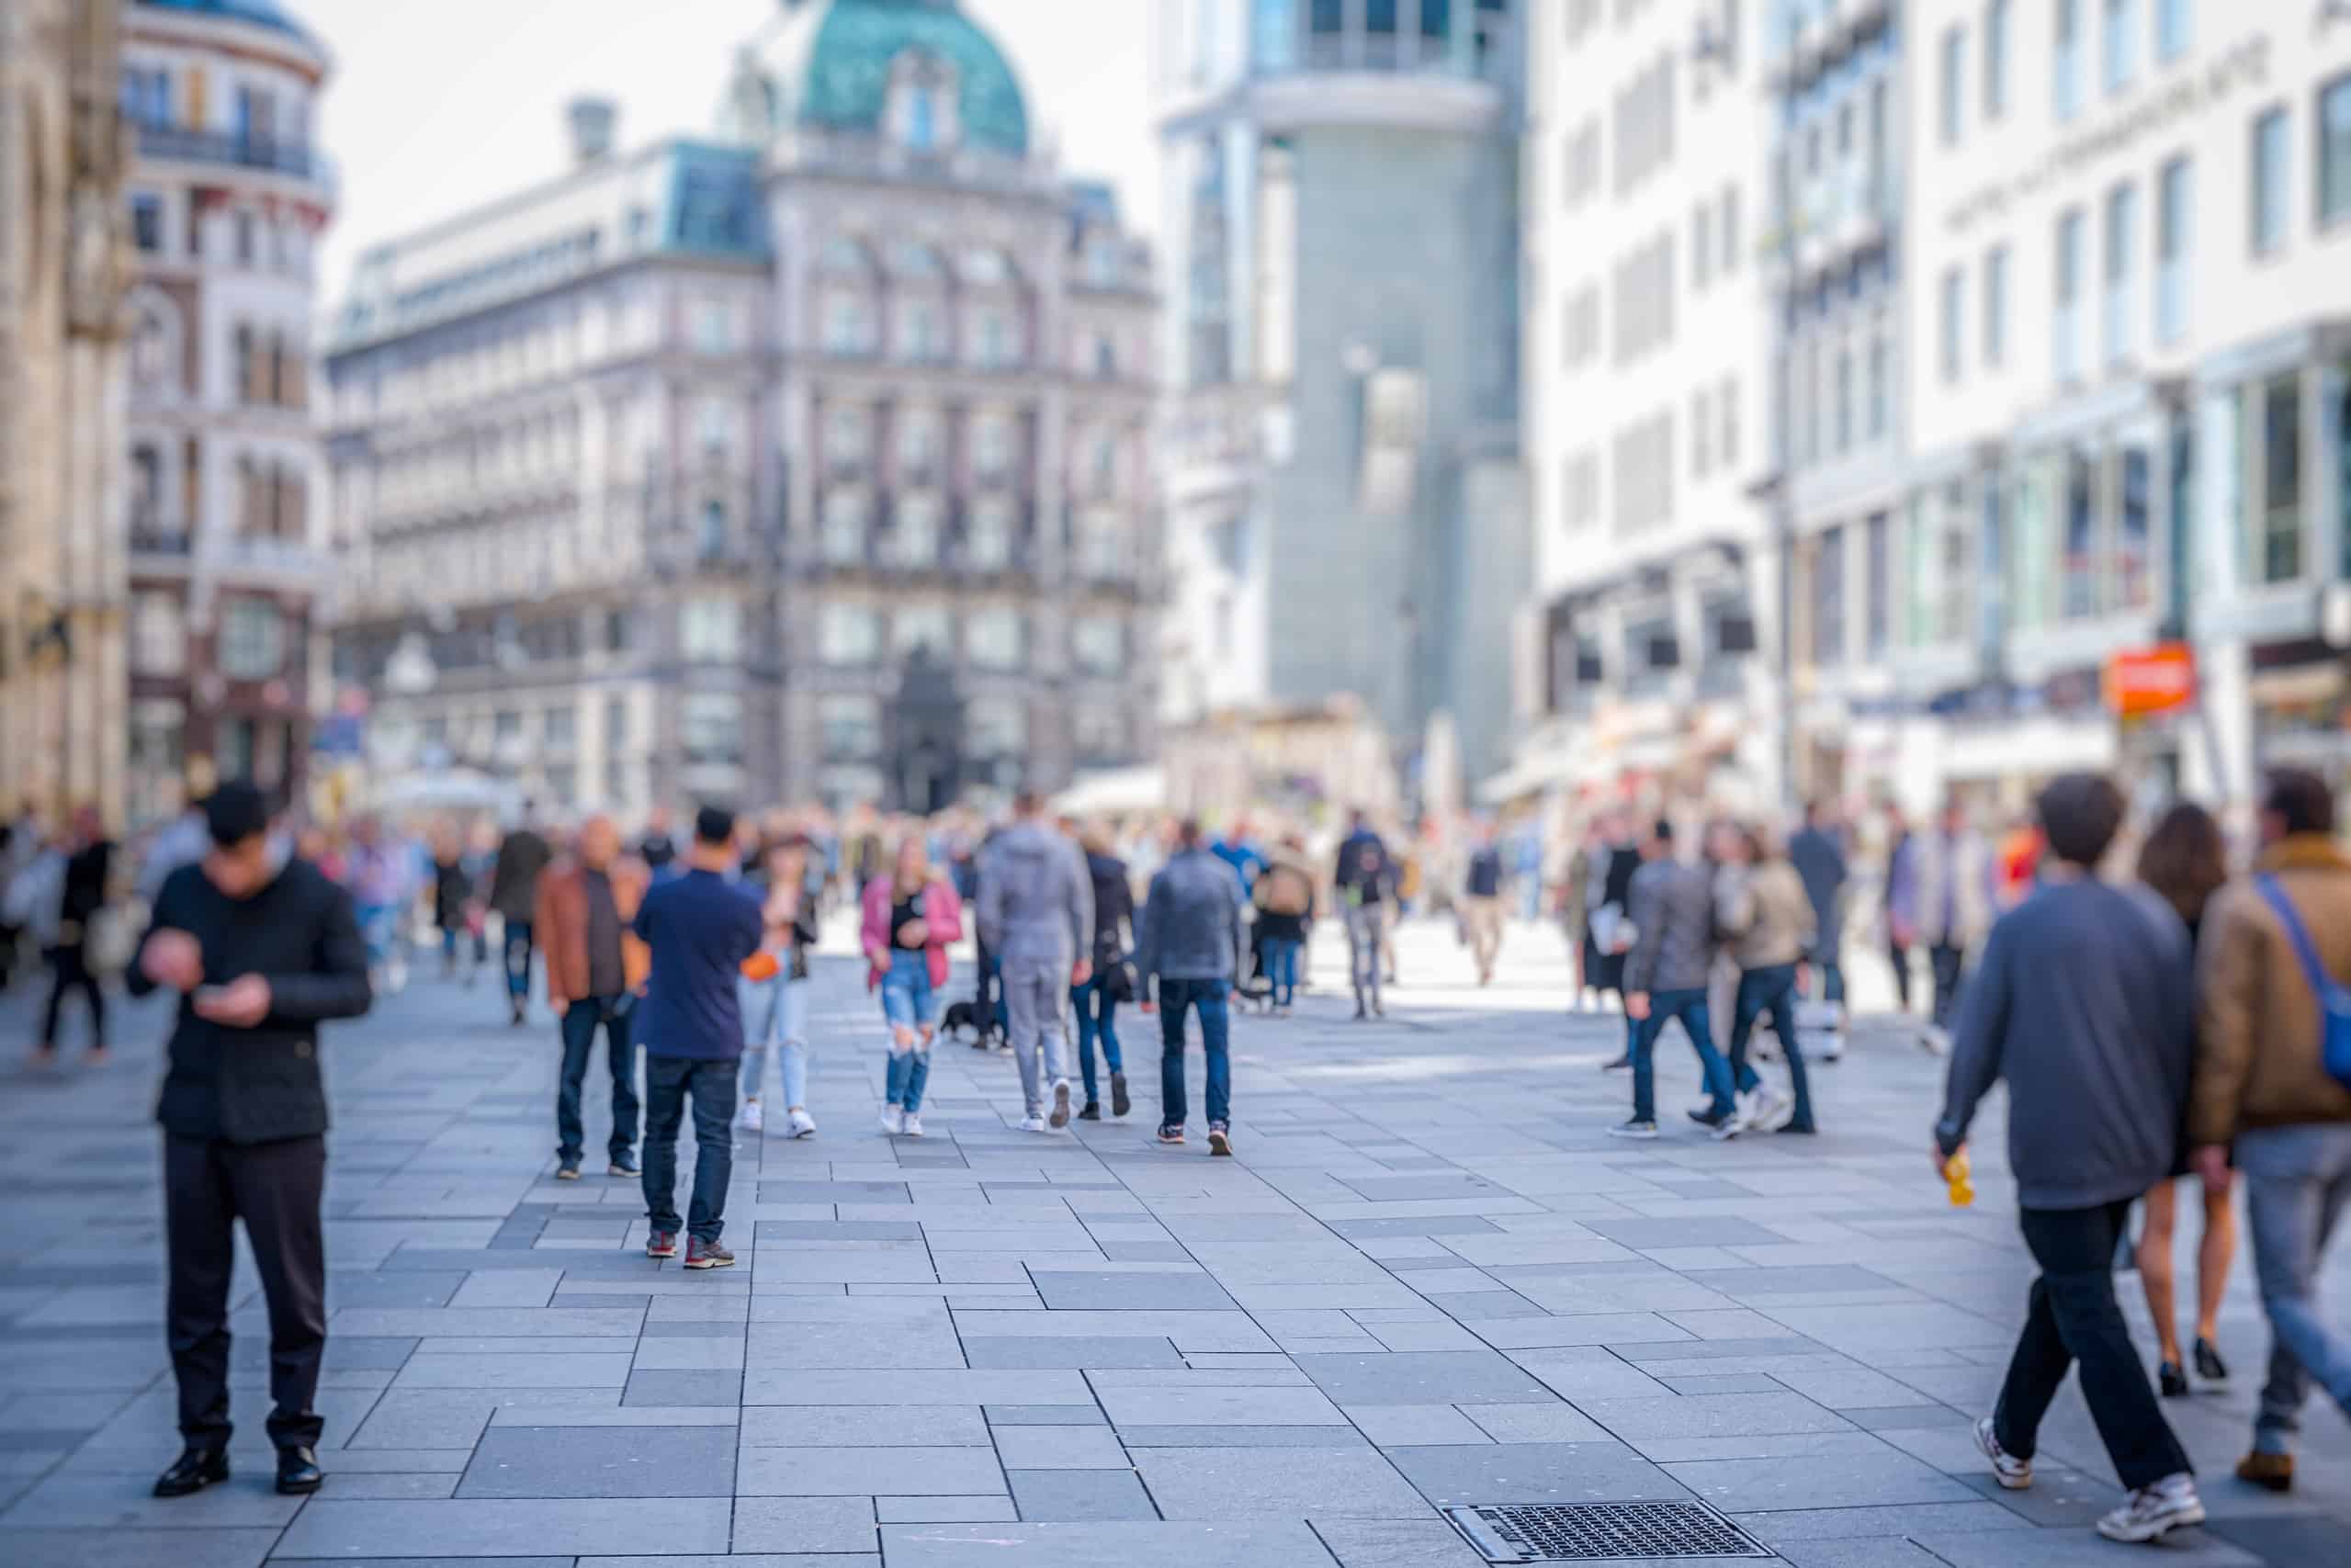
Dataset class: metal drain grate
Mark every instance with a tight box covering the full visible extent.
[1442,1502,1770,1562]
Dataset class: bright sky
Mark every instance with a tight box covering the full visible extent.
[301,0,1161,308]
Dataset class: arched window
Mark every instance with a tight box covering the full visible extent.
[699,500,727,559]
[905,85,938,151]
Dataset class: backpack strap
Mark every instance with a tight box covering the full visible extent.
[2256,874,2343,1006]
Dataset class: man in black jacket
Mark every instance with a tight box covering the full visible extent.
[490,808,553,1025]
[130,783,372,1500]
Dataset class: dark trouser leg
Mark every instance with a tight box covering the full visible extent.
[1665,990,1736,1116]
[1888,939,1913,1011]
[556,1001,596,1164]
[684,1059,739,1243]
[164,1134,237,1448]
[503,919,534,1000]
[2005,1202,2193,1490]
[640,1057,688,1235]
[228,1135,328,1450]
[1198,982,1232,1126]
[1071,982,1101,1101]
[1930,942,1966,1029]
[1629,1010,1664,1122]
[1726,969,1772,1095]
[1097,989,1122,1074]
[1159,981,1192,1128]
[604,1002,640,1161]
[40,943,96,1046]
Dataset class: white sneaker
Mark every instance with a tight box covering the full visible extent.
[1817,1031,1848,1063]
[879,1106,904,1135]
[2096,1475,2204,1543]
[1974,1416,2031,1490]
[786,1108,817,1139]
[901,1112,922,1138]
[1018,1113,1046,1133]
[1920,1025,1950,1056]
[1754,1088,1796,1134]
[739,1100,764,1134]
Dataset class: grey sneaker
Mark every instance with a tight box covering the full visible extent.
[2096,1475,2204,1543]
[1974,1416,2031,1491]
[1049,1079,1072,1130]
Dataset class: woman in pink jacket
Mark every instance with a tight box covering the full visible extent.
[862,835,963,1136]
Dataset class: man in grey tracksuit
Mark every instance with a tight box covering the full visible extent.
[1136,819,1249,1152]
[1616,819,1740,1139]
[979,794,1094,1131]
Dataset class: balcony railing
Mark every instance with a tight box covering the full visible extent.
[135,125,335,191]
[130,524,192,558]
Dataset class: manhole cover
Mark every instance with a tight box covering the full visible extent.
[1442,1502,1771,1562]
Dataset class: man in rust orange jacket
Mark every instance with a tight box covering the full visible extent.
[536,815,650,1180]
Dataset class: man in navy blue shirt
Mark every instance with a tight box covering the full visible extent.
[632,806,763,1269]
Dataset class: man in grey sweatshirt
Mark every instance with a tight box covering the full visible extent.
[1616,820,1739,1140]
[1933,773,2202,1545]
[1136,818,1249,1153]
[978,793,1093,1132]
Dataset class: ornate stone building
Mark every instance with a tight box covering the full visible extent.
[118,0,337,825]
[323,0,1158,815]
[0,0,132,824]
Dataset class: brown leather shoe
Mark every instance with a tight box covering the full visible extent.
[2235,1451,2293,1493]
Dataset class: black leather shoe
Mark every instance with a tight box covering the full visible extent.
[153,1445,229,1497]
[276,1445,325,1495]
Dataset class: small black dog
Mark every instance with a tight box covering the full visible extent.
[941,999,1002,1048]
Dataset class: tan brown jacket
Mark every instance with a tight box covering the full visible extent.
[535,857,651,1009]
[1714,860,1815,970]
[2190,836,2351,1145]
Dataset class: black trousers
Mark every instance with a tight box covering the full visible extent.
[1886,937,1913,1012]
[641,1056,738,1243]
[165,1134,327,1450]
[1995,1200,2192,1492]
[40,942,105,1048]
[1928,942,1967,1030]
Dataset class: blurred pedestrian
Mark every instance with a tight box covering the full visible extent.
[1333,810,1394,1021]
[1612,819,1739,1140]
[636,806,679,877]
[739,834,819,1138]
[135,783,371,1500]
[1072,823,1135,1121]
[1713,824,1815,1135]
[1590,817,1642,1066]
[489,807,553,1025]
[864,833,963,1136]
[2132,801,2236,1400]
[32,805,116,1065]
[1462,823,1506,987]
[1936,773,2204,1544]
[632,806,763,1270]
[429,824,478,983]
[2189,767,2351,1495]
[1786,800,1849,1060]
[1883,804,1917,1015]
[538,815,649,1181]
[1906,798,1995,1052]
[1253,834,1317,1014]
[1138,818,1247,1154]
[979,792,1093,1133]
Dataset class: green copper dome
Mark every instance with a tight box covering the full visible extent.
[798,0,1029,157]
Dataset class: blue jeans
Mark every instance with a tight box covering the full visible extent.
[1727,964,1814,1132]
[640,1055,738,1243]
[738,973,810,1107]
[1261,938,1302,1007]
[2236,1123,2351,1455]
[1070,978,1124,1103]
[1803,955,1846,1009]
[557,995,639,1165]
[1158,976,1231,1130]
[503,918,534,1000]
[1630,987,1736,1124]
[880,950,935,1112]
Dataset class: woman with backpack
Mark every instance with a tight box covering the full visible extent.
[1069,824,1134,1120]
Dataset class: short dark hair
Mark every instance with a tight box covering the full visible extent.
[202,782,271,847]
[1013,789,1043,815]
[1652,818,1675,844]
[2266,767,2335,837]
[1176,817,1204,848]
[2035,773,2126,867]
[695,804,737,846]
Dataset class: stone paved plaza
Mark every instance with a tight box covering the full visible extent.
[5,919,2350,1567]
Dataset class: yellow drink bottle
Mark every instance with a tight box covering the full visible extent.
[1945,1151,1974,1208]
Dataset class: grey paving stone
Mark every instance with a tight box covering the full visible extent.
[1028,1270,1238,1310]
[394,1351,633,1388]
[1664,1437,1984,1511]
[1914,1528,2266,1566]
[0,1471,307,1529]
[1460,1402,1615,1443]
[877,1496,1021,1523]
[623,1369,740,1406]
[1005,1467,1159,1521]
[458,1423,736,1497]
[1135,1445,1432,1519]
[991,1424,1131,1469]
[1311,1517,1494,1568]
[739,1444,1005,1495]
[1735,1501,2036,1543]
[0,1536,277,1568]
[1294,1349,1563,1405]
[1113,1424,1374,1448]
[584,1559,877,1568]
[983,1404,1110,1426]
[729,1494,879,1553]
[1777,1539,1953,1567]
[274,1497,732,1558]
[1385,1439,1690,1506]
[1343,1403,1492,1446]
[2200,1515,2351,1566]
[741,1404,990,1447]
[880,1519,1329,1565]
[949,1309,1274,1351]
[1096,1383,1347,1427]
[1576,1393,1857,1441]
[742,1369,1090,1405]
[963,1336,1183,1369]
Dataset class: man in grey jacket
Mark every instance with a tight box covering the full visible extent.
[1136,818,1248,1154]
[979,793,1093,1132]
[1615,820,1738,1140]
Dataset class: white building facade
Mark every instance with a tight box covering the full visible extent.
[1894,0,2351,813]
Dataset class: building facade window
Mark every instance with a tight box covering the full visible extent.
[681,598,740,662]
[1940,268,1964,384]
[2101,0,2137,96]
[973,414,1014,479]
[219,599,286,681]
[2156,0,2190,62]
[819,695,881,758]
[1984,0,2010,119]
[2156,156,2192,344]
[2320,74,2351,230]
[2258,373,2303,582]
[1071,615,1124,677]
[1865,512,1892,658]
[1812,525,1846,669]
[130,592,185,676]
[895,494,942,567]
[967,697,1026,756]
[821,488,869,564]
[1939,26,1966,146]
[967,497,1014,568]
[892,604,952,655]
[1983,243,2009,367]
[1865,330,1889,440]
[682,694,743,766]
[2055,207,2086,382]
[2055,0,2085,122]
[2253,106,2290,256]
[2103,181,2138,368]
[818,604,881,664]
[966,607,1023,670]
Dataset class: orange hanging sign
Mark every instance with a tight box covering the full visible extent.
[2104,643,2196,717]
